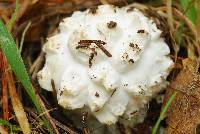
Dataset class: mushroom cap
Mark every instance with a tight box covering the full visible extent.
[37,4,173,124]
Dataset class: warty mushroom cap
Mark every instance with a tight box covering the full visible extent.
[37,4,173,125]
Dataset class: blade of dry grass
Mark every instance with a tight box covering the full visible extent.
[19,21,31,53]
[37,95,59,134]
[7,70,31,134]
[166,0,179,60]
[166,0,174,30]
[1,53,9,121]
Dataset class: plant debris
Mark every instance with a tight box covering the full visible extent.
[107,21,117,29]
[78,40,112,57]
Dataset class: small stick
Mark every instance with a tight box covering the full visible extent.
[79,40,112,57]
[37,93,60,134]
[78,40,105,45]
[76,42,91,49]
[111,88,117,97]
[95,43,112,57]
[82,112,90,134]
[51,118,78,134]
[137,29,145,33]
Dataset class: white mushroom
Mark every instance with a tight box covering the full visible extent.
[37,4,173,125]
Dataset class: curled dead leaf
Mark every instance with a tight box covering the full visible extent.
[163,58,200,134]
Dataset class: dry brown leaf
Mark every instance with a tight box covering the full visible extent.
[164,58,200,134]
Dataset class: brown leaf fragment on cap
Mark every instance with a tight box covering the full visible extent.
[95,92,100,97]
[107,21,117,29]
[89,6,98,14]
[137,29,145,33]
[76,43,91,49]
[129,43,141,52]
[129,59,134,63]
[89,48,97,68]
[163,58,200,134]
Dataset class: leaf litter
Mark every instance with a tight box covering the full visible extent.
[164,58,200,134]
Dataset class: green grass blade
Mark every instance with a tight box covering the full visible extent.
[6,0,20,31]
[0,119,22,132]
[0,19,41,114]
[1,0,41,112]
[0,19,53,134]
[0,1,53,133]
[180,0,197,25]
[152,91,178,134]
[0,20,53,134]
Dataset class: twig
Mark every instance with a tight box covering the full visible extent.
[30,38,45,80]
[51,118,79,134]
[19,21,31,53]
[166,0,174,31]
[82,112,90,134]
[95,43,112,57]
[37,94,60,134]
[78,40,112,57]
